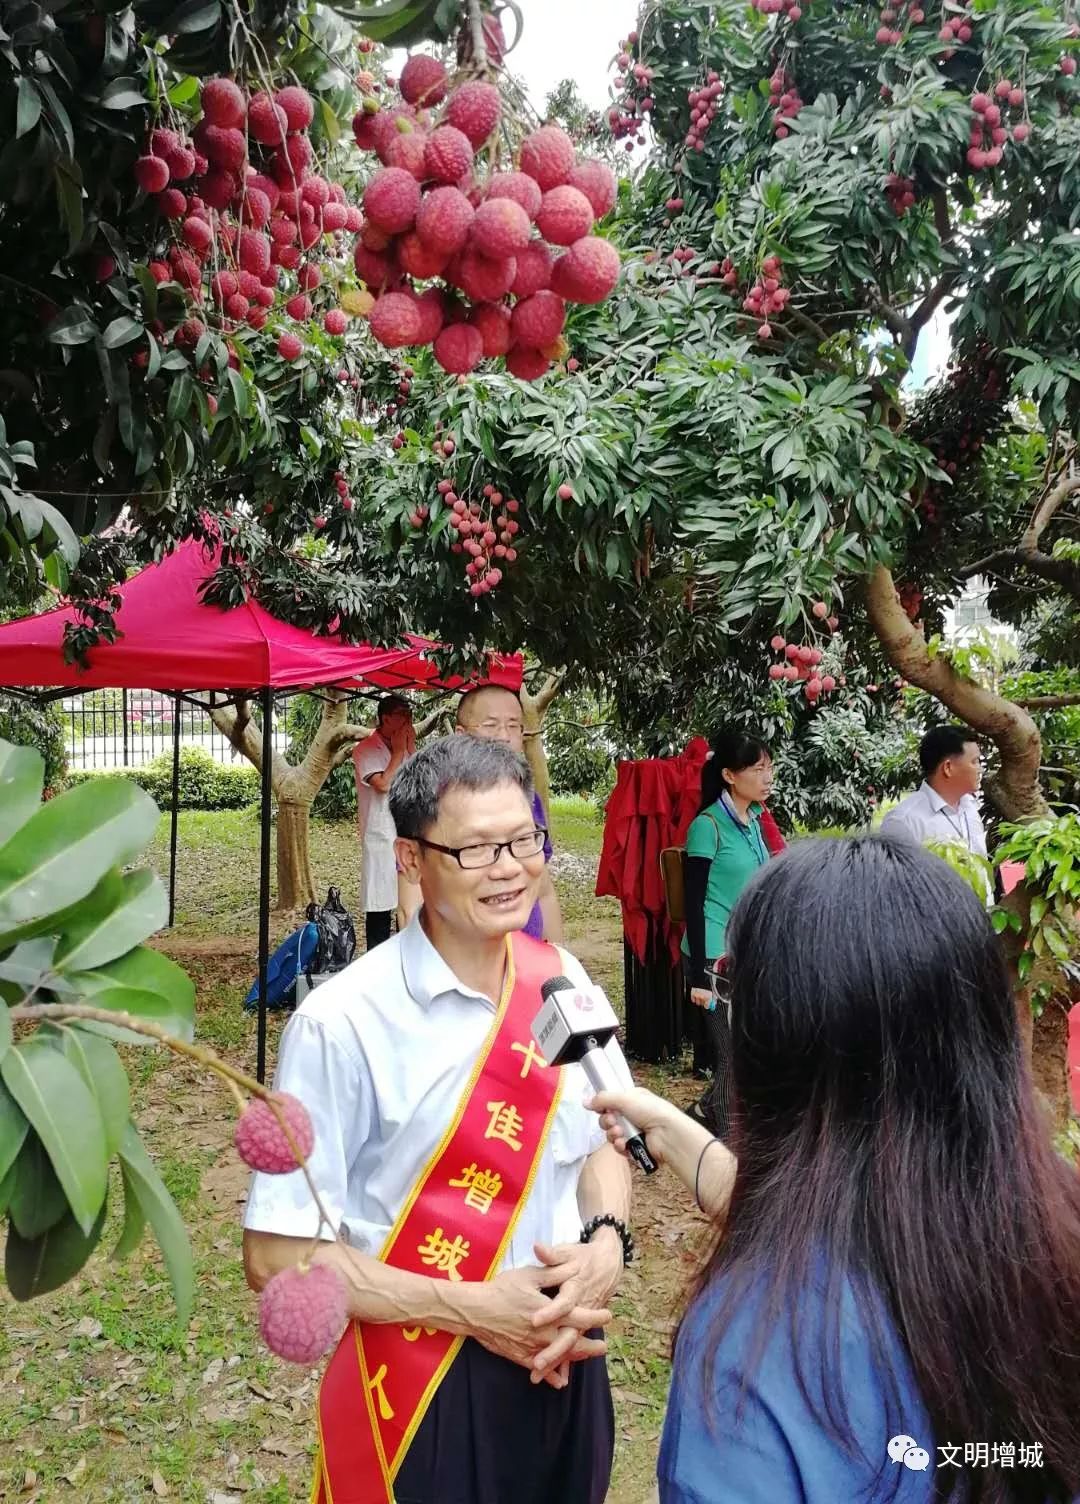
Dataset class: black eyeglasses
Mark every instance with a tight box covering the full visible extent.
[415,828,548,870]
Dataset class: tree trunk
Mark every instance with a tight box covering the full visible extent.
[521,673,563,814]
[864,564,1047,820]
[276,799,316,911]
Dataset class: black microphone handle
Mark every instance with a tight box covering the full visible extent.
[580,1046,657,1175]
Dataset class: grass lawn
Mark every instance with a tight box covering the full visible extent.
[1,800,697,1504]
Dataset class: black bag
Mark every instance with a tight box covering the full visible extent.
[305,886,357,975]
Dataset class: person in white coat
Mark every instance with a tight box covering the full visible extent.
[881,726,991,900]
[353,695,414,950]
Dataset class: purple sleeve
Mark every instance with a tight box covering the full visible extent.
[532,792,553,863]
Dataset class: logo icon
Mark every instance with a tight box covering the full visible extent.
[888,1435,931,1472]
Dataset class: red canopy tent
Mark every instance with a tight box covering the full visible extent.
[0,538,523,1079]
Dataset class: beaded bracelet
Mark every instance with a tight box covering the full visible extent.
[579,1213,634,1266]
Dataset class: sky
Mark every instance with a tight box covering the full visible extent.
[505,0,639,113]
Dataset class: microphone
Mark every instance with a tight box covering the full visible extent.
[532,976,657,1175]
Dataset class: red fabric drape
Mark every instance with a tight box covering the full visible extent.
[596,741,786,965]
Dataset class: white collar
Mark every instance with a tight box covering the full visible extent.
[922,781,967,815]
[399,911,504,1012]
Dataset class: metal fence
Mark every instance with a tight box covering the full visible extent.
[61,689,297,771]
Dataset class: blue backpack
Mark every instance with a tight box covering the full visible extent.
[243,922,319,1013]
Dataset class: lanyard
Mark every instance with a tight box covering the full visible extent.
[716,794,768,865]
[939,802,973,850]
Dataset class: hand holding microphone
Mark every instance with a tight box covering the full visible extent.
[589,1087,688,1169]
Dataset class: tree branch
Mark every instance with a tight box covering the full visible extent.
[1013,694,1080,709]
[960,475,1080,600]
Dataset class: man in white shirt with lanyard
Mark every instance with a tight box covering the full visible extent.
[881,726,990,895]
[243,735,633,1504]
[353,695,415,951]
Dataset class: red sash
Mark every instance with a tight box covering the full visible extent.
[312,931,563,1503]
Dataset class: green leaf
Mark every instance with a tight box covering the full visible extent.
[52,1027,129,1159]
[59,944,195,1043]
[102,316,144,350]
[117,1123,194,1323]
[53,868,167,972]
[0,1037,108,1234]
[46,306,96,347]
[0,1077,27,1180]
[166,373,193,424]
[0,742,44,847]
[99,78,147,110]
[0,936,56,991]
[169,0,222,32]
[5,1198,108,1301]
[8,1133,68,1238]
[0,1001,8,1063]
[113,1162,147,1260]
[0,779,159,933]
[37,498,81,568]
[16,77,41,138]
[226,367,248,418]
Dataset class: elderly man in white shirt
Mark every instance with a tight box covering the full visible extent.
[243,734,633,1504]
[881,726,990,893]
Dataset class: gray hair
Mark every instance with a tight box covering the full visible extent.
[389,734,534,838]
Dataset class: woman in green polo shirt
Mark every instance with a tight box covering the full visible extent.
[682,728,774,1137]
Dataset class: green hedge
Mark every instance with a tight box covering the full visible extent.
[0,693,67,793]
[67,746,260,811]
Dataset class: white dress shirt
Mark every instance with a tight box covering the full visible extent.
[352,731,398,912]
[244,915,630,1270]
[880,781,991,900]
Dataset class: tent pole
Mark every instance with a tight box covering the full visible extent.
[256,687,273,1085]
[168,695,181,928]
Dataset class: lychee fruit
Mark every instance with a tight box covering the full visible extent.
[400,54,448,107]
[150,127,180,158]
[364,167,422,234]
[398,230,448,279]
[567,159,618,218]
[201,77,246,128]
[416,185,475,255]
[322,201,349,232]
[385,131,428,180]
[275,85,314,132]
[199,168,237,211]
[536,185,595,246]
[238,229,271,276]
[455,247,517,302]
[486,172,543,222]
[370,290,423,348]
[181,215,213,254]
[511,241,554,297]
[196,123,246,171]
[259,1263,347,1366]
[549,236,620,304]
[225,292,250,320]
[156,187,188,219]
[469,301,513,357]
[277,332,303,361]
[434,322,484,374]
[445,80,501,147]
[353,244,396,291]
[519,126,576,190]
[511,290,565,348]
[167,146,196,181]
[812,600,828,618]
[248,92,288,147]
[234,1092,314,1172]
[286,294,313,319]
[557,482,574,500]
[134,155,171,194]
[242,188,272,227]
[424,125,474,186]
[276,132,313,180]
[302,175,330,210]
[412,287,446,344]
[472,197,532,257]
[324,308,348,335]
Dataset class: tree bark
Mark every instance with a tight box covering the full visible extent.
[276,799,315,911]
[864,565,1048,821]
[521,672,564,815]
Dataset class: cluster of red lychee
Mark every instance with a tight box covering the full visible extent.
[349,58,620,379]
[884,172,917,215]
[966,81,1030,169]
[685,74,724,151]
[938,0,974,53]
[768,614,842,704]
[430,475,525,597]
[135,78,359,360]
[897,581,923,622]
[233,1092,348,1366]
[874,0,924,47]
[608,31,654,148]
[766,71,804,138]
[753,0,802,19]
[717,253,789,339]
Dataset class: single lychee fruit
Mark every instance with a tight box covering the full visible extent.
[259,1263,347,1366]
[270,215,298,244]
[511,241,554,297]
[768,664,785,680]
[156,187,188,219]
[486,172,543,221]
[400,54,448,107]
[278,332,303,361]
[275,85,314,133]
[134,155,171,194]
[225,292,250,320]
[238,229,271,276]
[455,246,517,302]
[411,287,446,344]
[147,259,170,285]
[255,285,275,308]
[510,290,565,348]
[235,1092,315,1172]
[248,92,288,148]
[364,167,422,234]
[237,269,263,299]
[370,291,423,348]
[302,175,331,210]
[322,200,349,232]
[434,323,484,374]
[415,187,475,258]
[276,132,313,180]
[424,125,474,186]
[201,77,246,128]
[167,146,196,182]
[567,159,618,219]
[286,294,313,319]
[199,168,237,211]
[196,123,246,171]
[770,635,786,651]
[550,237,620,304]
[536,185,595,246]
[324,309,348,335]
[150,127,181,158]
[353,244,397,291]
[469,301,513,357]
[445,80,501,147]
[519,126,576,190]
[242,188,272,227]
[397,230,448,279]
[812,600,828,618]
[506,346,551,380]
[1012,122,1031,142]
[385,131,428,181]
[472,197,532,257]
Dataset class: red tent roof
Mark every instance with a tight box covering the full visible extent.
[0,538,523,694]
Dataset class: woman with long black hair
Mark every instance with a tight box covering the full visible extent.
[682,728,775,1137]
[588,835,1080,1503]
